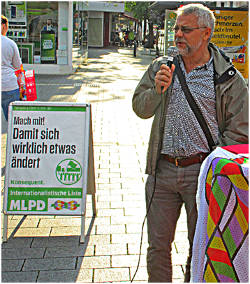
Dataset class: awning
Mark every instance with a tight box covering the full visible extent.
[120,13,138,22]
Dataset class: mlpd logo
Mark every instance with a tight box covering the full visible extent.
[51,200,80,210]
[56,159,82,185]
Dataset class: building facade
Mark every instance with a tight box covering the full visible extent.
[77,1,124,47]
[2,1,75,75]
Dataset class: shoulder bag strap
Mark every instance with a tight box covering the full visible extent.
[174,58,215,151]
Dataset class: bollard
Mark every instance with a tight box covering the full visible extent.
[133,40,137,57]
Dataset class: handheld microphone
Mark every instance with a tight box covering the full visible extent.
[161,46,179,67]
[160,46,179,93]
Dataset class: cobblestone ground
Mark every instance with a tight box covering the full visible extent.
[1,47,188,282]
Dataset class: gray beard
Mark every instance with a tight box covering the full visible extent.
[175,40,202,57]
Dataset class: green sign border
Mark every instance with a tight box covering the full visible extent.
[12,106,86,112]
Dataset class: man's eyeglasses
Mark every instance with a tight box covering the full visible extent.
[172,26,207,34]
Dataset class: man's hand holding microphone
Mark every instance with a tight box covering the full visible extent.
[155,46,178,95]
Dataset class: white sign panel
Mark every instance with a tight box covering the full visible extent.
[4,102,91,216]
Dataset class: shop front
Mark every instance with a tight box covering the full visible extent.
[78,1,124,48]
[2,1,74,74]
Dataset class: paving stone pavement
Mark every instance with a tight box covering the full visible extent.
[1,47,189,282]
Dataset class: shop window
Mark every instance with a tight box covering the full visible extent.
[73,10,88,47]
[2,1,58,64]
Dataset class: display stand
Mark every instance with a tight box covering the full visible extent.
[2,101,96,243]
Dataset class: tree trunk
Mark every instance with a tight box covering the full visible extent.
[148,21,154,48]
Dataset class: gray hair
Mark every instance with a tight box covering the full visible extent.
[176,3,216,41]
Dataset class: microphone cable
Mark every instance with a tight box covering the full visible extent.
[131,86,166,282]
[130,172,157,282]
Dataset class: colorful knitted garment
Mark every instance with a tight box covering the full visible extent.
[191,147,249,283]
[204,156,248,282]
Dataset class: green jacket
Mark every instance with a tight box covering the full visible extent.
[132,43,248,175]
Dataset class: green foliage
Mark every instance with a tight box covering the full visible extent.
[125,1,161,48]
[125,1,153,21]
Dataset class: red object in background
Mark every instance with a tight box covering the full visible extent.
[15,65,26,100]
[15,65,37,101]
[238,45,247,53]
[24,70,37,101]
[222,144,249,155]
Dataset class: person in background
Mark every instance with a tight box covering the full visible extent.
[1,15,22,121]
[42,18,57,33]
[132,3,248,282]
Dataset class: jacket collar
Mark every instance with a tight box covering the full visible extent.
[208,42,237,84]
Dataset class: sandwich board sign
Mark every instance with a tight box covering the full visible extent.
[3,101,96,243]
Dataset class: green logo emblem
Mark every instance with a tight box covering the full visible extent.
[56,159,82,185]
